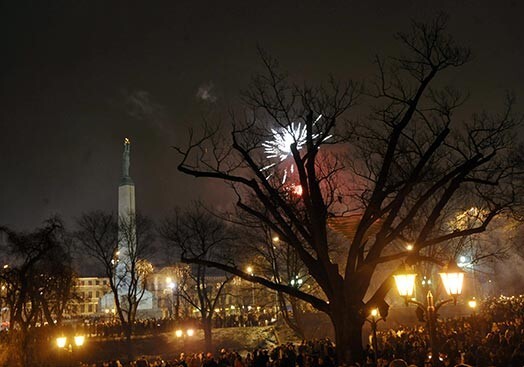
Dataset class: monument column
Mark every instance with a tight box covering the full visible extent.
[118,138,136,262]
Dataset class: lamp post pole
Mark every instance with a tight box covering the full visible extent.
[365,308,383,363]
[394,261,464,365]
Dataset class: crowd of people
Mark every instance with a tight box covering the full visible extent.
[79,295,524,367]
[80,339,337,367]
[373,295,524,366]
[63,312,276,339]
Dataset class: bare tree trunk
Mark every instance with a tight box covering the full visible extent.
[203,317,213,352]
[124,322,134,362]
[330,304,365,365]
[278,292,305,339]
[175,291,180,321]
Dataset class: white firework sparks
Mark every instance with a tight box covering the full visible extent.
[261,115,330,183]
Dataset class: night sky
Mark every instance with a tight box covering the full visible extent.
[2,0,523,230]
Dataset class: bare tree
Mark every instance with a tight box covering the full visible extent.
[235,222,312,338]
[174,15,523,364]
[160,205,233,352]
[0,218,76,367]
[75,211,155,350]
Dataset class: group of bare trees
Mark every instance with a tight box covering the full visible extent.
[174,14,524,364]
[0,218,75,367]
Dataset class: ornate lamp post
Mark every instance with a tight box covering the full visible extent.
[394,261,464,363]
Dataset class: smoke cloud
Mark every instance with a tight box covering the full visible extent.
[196,82,217,103]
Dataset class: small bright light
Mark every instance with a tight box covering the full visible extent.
[246,266,253,275]
[272,236,280,243]
[56,337,67,348]
[74,335,85,347]
[175,329,183,338]
[370,308,379,317]
[230,305,235,310]
[405,244,414,251]
[186,329,194,337]
[394,273,417,298]
[292,185,303,196]
[459,256,467,263]
[468,300,477,309]
[3,264,8,269]
[104,309,109,314]
[166,277,172,284]
[297,278,303,285]
[290,279,295,286]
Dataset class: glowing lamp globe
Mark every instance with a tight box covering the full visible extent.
[394,272,417,298]
[56,337,67,348]
[370,308,379,318]
[175,329,183,338]
[74,335,85,347]
[186,329,195,337]
[439,261,465,297]
[468,299,477,309]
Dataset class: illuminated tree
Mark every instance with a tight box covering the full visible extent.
[175,15,523,363]
[75,211,155,352]
[159,205,233,352]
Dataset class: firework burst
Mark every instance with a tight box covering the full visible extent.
[261,115,330,183]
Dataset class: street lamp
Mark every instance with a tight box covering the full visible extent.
[246,266,255,306]
[166,276,177,318]
[365,308,384,363]
[394,261,464,362]
[56,335,86,366]
[56,336,67,348]
[74,335,85,347]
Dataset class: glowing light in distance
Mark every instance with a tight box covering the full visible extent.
[468,300,477,309]
[175,329,183,338]
[370,308,379,317]
[186,329,195,337]
[74,335,85,347]
[292,184,303,196]
[405,244,414,251]
[56,337,67,348]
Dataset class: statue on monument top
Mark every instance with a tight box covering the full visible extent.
[121,138,133,185]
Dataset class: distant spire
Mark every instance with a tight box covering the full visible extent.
[121,138,134,185]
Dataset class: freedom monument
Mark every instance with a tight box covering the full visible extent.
[100,138,153,312]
